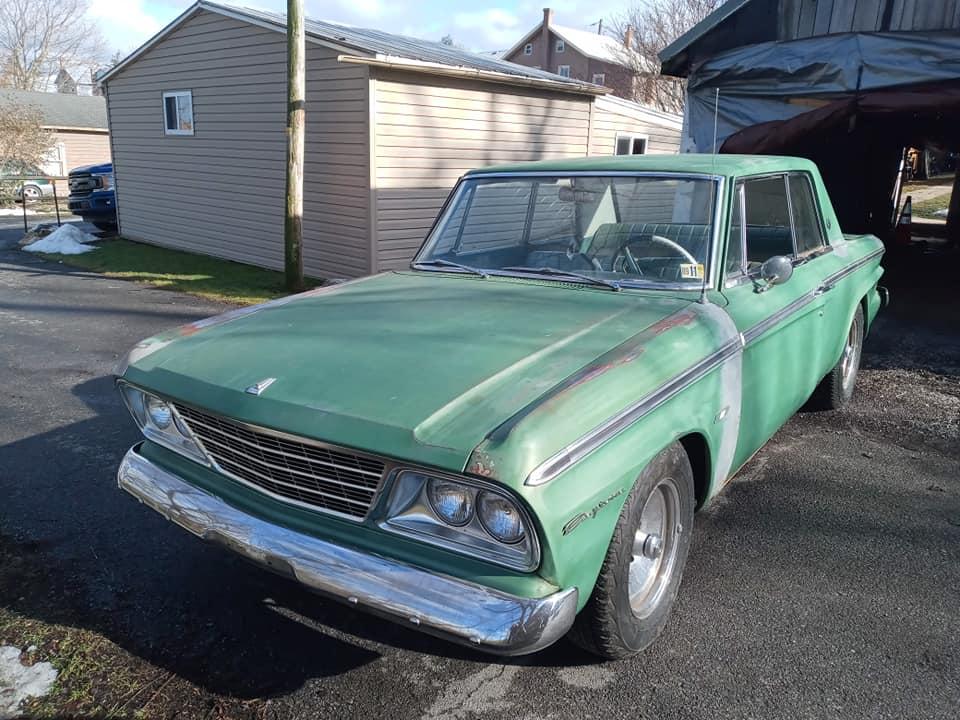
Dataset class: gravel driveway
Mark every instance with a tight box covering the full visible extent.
[0,242,957,719]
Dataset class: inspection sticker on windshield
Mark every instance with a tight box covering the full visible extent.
[680,263,705,280]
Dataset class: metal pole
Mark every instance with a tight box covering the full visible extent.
[21,178,27,233]
[284,0,305,292]
[52,179,61,226]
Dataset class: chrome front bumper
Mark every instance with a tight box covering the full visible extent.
[117,446,578,655]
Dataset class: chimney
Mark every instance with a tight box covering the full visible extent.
[624,25,635,48]
[541,8,553,70]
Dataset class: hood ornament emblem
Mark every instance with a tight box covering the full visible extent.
[245,377,276,396]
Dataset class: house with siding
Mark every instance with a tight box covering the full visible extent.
[100,1,681,279]
[502,9,640,101]
[0,89,111,178]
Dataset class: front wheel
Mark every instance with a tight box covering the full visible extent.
[806,305,864,411]
[570,442,695,660]
[21,185,42,202]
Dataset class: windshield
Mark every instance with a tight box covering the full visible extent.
[414,174,717,289]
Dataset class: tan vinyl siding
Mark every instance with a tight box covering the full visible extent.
[588,95,682,156]
[372,70,592,271]
[55,130,110,170]
[105,9,370,278]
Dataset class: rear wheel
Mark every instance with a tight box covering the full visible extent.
[806,305,864,411]
[21,185,42,202]
[570,442,695,659]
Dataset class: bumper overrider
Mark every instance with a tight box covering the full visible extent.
[117,445,578,655]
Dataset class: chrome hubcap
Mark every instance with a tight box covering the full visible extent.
[840,317,861,391]
[628,479,680,618]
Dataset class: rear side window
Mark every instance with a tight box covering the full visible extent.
[742,175,792,269]
[789,174,825,254]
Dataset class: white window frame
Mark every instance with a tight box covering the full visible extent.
[592,73,606,85]
[162,90,194,136]
[556,39,565,53]
[557,64,571,78]
[614,133,648,156]
[524,43,533,55]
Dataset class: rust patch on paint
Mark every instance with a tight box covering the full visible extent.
[483,307,698,444]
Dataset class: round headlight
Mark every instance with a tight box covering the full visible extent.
[145,396,172,429]
[427,479,474,526]
[477,491,525,544]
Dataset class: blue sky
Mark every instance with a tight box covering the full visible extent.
[86,0,625,57]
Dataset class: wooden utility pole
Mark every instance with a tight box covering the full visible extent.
[284,0,305,291]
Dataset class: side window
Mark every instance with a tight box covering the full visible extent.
[789,174,825,254]
[726,183,745,276]
[742,175,792,269]
[163,90,194,135]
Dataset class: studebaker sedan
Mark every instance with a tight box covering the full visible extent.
[116,155,886,659]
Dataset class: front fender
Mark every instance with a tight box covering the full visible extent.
[521,350,740,610]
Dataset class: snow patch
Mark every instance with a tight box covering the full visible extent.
[22,224,98,255]
[0,209,36,216]
[0,646,58,719]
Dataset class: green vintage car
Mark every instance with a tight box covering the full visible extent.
[116,155,886,659]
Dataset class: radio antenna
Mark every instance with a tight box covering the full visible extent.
[712,87,720,154]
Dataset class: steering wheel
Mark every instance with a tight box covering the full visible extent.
[614,233,698,274]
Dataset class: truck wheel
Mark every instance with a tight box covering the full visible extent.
[570,442,695,660]
[806,305,864,411]
[92,221,117,232]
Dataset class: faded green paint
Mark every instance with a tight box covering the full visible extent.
[118,155,885,613]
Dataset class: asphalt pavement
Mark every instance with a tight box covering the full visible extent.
[0,239,957,719]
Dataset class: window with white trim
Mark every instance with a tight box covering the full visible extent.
[614,134,647,155]
[163,90,194,135]
[524,43,533,55]
[557,65,570,78]
[556,39,565,52]
[592,73,606,85]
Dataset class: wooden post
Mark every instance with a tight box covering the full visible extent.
[284,0,305,291]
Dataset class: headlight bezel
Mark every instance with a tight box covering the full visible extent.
[118,381,209,465]
[380,469,540,572]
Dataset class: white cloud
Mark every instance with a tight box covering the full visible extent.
[452,8,522,50]
[87,0,168,52]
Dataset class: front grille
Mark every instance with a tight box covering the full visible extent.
[68,174,96,196]
[173,404,386,519]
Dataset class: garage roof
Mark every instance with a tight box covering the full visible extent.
[0,89,107,131]
[100,1,605,94]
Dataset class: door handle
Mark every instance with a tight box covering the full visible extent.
[814,282,835,296]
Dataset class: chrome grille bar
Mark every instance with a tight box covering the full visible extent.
[173,404,386,520]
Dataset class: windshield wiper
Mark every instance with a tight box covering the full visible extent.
[414,259,488,278]
[501,266,621,291]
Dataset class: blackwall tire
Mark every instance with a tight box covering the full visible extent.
[806,305,864,411]
[570,441,695,660]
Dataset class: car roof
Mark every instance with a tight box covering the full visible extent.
[466,153,818,178]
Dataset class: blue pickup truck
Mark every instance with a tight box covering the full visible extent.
[68,162,117,230]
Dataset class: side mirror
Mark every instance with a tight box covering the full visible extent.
[757,255,793,292]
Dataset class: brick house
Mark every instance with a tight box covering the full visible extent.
[502,8,638,100]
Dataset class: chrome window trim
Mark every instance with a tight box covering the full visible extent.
[413,171,725,292]
[526,246,884,486]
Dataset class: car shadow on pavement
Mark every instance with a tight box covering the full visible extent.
[0,375,595,704]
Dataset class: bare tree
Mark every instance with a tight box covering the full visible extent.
[608,0,720,113]
[0,0,106,91]
[0,98,53,201]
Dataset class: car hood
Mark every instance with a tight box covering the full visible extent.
[122,271,692,473]
[69,162,112,175]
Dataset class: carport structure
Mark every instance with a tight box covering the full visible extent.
[660,0,960,242]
